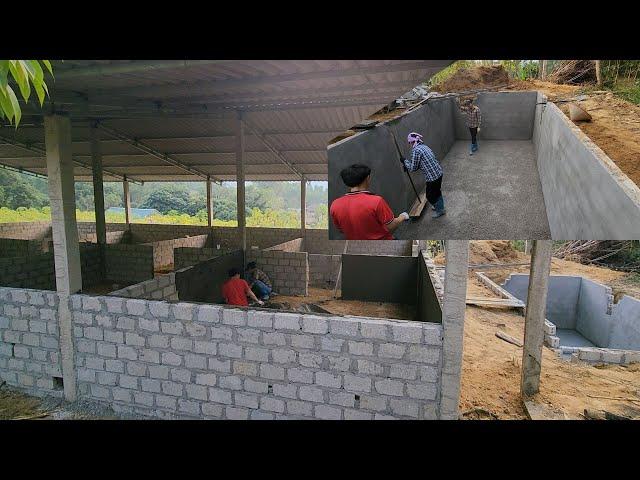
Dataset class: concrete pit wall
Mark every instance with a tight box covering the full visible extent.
[175,251,245,304]
[454,91,537,140]
[0,285,446,419]
[533,92,640,239]
[327,98,456,239]
[504,274,640,363]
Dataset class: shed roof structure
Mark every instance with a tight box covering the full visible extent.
[0,60,452,183]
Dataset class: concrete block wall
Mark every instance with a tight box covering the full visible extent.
[79,244,103,289]
[78,230,129,244]
[142,234,210,271]
[174,247,231,271]
[129,224,211,243]
[0,221,52,240]
[308,254,341,288]
[0,238,46,258]
[265,238,304,253]
[104,244,154,285]
[533,92,640,239]
[0,287,63,397]
[66,294,443,419]
[109,274,179,302]
[0,253,56,290]
[246,249,308,296]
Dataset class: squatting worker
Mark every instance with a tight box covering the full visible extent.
[222,267,264,307]
[403,132,446,218]
[457,97,482,155]
[330,163,410,240]
[245,261,273,301]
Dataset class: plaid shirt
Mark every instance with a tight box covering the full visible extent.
[248,268,271,289]
[404,142,443,182]
[458,101,482,128]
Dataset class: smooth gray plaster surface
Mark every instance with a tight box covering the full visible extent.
[398,141,550,239]
[556,329,595,348]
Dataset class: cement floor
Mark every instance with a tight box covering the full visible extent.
[396,140,551,239]
[556,328,596,348]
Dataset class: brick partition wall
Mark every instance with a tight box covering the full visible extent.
[0,253,56,290]
[80,244,104,289]
[0,221,52,240]
[104,244,154,285]
[109,274,179,301]
[308,254,341,288]
[0,287,63,397]
[265,238,304,253]
[142,235,210,271]
[246,249,308,296]
[174,247,231,270]
[0,238,47,258]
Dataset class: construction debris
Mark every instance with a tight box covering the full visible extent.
[547,60,597,85]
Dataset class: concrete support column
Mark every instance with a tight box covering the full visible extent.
[123,177,132,226]
[236,111,246,252]
[301,178,306,234]
[521,240,553,397]
[44,113,81,401]
[439,240,469,419]
[90,123,107,246]
[206,176,213,228]
[524,240,532,255]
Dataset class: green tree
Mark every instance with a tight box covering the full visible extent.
[0,60,53,127]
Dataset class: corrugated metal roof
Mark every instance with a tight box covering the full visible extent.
[0,60,452,182]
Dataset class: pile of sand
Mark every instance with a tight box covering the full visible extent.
[434,240,524,265]
[432,65,510,94]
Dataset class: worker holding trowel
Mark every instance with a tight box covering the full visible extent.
[330,163,410,240]
[457,97,482,155]
[402,132,446,218]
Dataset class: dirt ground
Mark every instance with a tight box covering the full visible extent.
[441,241,640,420]
[270,287,415,321]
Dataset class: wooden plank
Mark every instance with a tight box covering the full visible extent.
[495,330,524,347]
[409,188,427,219]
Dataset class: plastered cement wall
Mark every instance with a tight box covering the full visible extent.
[265,238,304,253]
[175,251,245,304]
[0,288,63,397]
[608,295,640,350]
[533,92,640,239]
[504,274,582,329]
[174,247,231,271]
[417,254,443,325]
[454,91,537,140]
[308,254,341,288]
[342,254,418,306]
[327,98,456,238]
[110,274,179,302]
[505,274,640,350]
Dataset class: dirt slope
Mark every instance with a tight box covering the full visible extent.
[454,241,640,420]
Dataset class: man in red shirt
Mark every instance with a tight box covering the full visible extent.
[222,267,264,306]
[330,164,409,240]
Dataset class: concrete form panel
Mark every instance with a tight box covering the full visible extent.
[341,254,418,306]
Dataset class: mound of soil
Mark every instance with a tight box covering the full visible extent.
[432,65,511,94]
[434,240,523,265]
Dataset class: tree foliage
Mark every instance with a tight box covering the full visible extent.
[0,60,53,127]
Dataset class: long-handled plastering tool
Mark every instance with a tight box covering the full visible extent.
[385,127,421,203]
